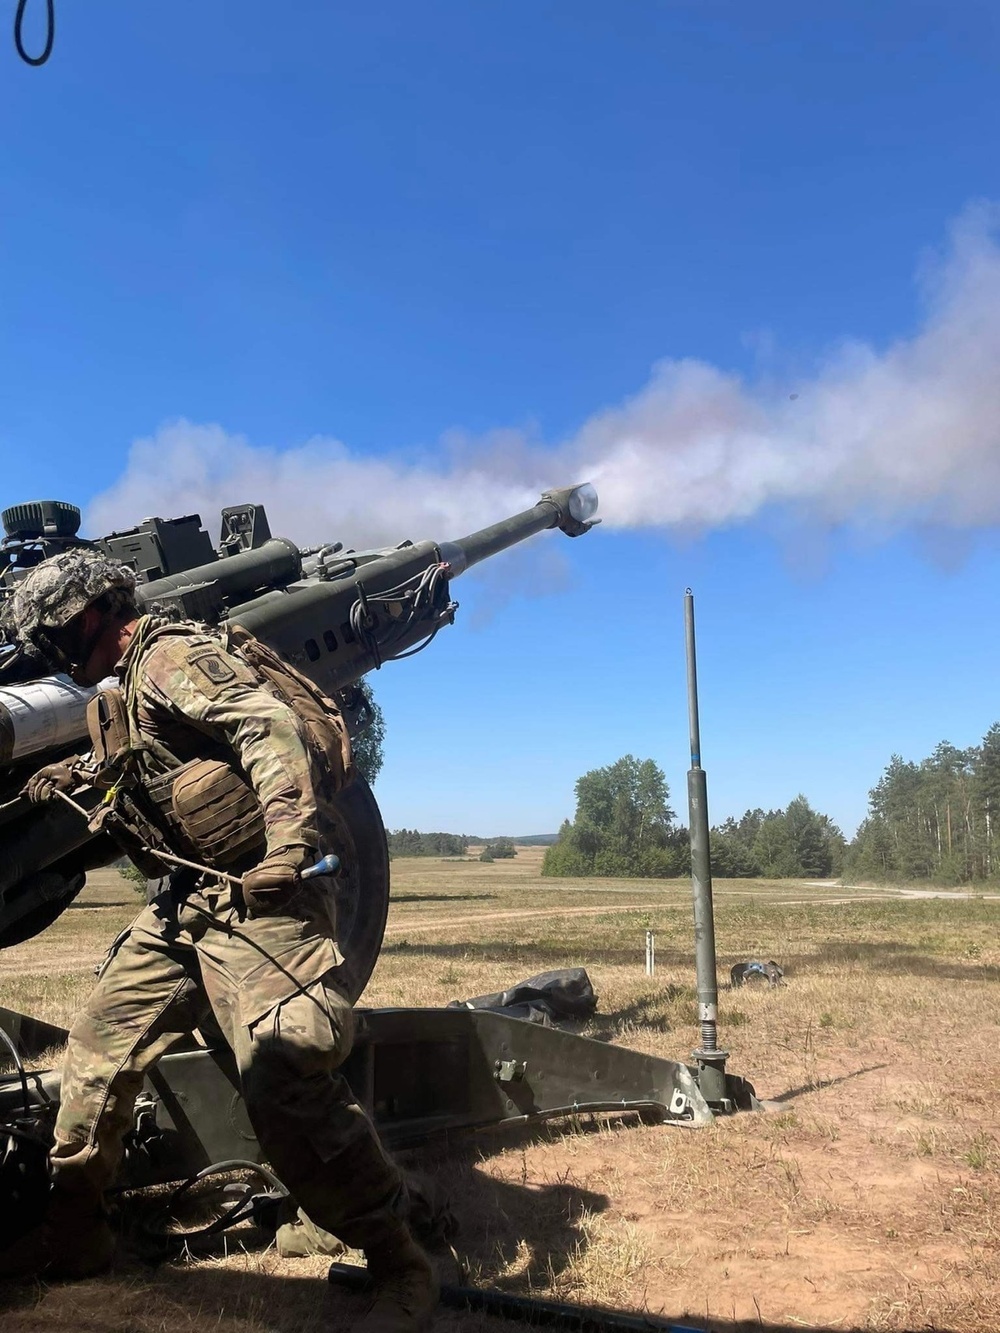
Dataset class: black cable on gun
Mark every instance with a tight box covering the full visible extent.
[14,0,55,66]
[0,1023,30,1117]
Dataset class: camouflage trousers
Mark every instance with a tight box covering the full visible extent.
[52,876,405,1249]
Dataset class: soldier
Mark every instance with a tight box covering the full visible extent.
[0,550,437,1333]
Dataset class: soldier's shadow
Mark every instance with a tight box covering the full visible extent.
[16,1120,609,1333]
[409,1127,609,1290]
[132,1124,608,1322]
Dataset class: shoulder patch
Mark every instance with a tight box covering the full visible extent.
[138,634,259,705]
[189,650,237,687]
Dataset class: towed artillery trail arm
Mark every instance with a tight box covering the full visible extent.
[0,1000,761,1196]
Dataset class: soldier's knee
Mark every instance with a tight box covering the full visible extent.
[246,978,355,1083]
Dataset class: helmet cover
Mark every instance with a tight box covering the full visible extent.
[8,549,137,648]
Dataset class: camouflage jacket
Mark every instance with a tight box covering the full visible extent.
[116,616,320,854]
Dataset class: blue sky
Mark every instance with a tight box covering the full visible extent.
[2,2,999,837]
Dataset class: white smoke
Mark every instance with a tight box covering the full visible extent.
[88,204,1000,546]
[87,427,548,552]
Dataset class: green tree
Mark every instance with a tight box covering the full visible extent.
[750,813,798,878]
[387,829,467,857]
[846,815,894,881]
[784,794,841,877]
[846,727,1000,886]
[975,724,1000,877]
[484,838,516,859]
[116,857,148,895]
[543,755,680,878]
[868,755,928,879]
[351,681,385,785]
[709,818,759,876]
[708,809,775,877]
[818,812,848,877]
[540,819,592,876]
[711,802,843,879]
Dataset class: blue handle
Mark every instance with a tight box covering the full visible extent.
[301,853,340,880]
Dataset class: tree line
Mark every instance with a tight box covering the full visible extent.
[387,830,468,857]
[540,754,845,879]
[711,800,845,878]
[541,755,689,878]
[386,728,1000,884]
[845,726,1000,883]
[387,830,517,860]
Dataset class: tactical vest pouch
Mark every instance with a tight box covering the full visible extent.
[86,688,132,772]
[165,758,267,871]
[97,761,265,881]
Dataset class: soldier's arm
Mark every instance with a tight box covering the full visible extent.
[137,638,319,853]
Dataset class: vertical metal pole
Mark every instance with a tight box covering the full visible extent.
[685,589,730,1110]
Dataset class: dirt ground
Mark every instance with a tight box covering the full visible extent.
[1,851,998,1332]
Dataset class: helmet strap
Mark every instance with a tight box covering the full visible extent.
[31,614,106,680]
[29,625,73,675]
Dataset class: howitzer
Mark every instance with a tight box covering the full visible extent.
[0,497,761,1264]
[0,484,599,998]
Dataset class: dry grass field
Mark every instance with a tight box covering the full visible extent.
[1,848,999,1332]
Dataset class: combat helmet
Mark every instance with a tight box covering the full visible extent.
[9,549,137,675]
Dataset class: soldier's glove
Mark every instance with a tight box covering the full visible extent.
[22,759,79,804]
[241,844,316,918]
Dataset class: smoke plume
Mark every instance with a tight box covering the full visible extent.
[88,205,1000,548]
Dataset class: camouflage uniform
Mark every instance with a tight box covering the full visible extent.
[51,614,406,1250]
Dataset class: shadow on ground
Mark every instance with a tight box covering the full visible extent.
[586,987,690,1038]
[0,1266,969,1333]
[765,1062,889,1104]
[0,1130,610,1330]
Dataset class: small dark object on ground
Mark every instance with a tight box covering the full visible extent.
[730,960,784,988]
[448,968,598,1026]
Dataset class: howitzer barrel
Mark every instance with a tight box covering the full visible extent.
[439,484,599,575]
[227,486,598,695]
[440,502,563,575]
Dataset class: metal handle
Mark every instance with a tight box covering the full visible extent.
[301,853,340,879]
